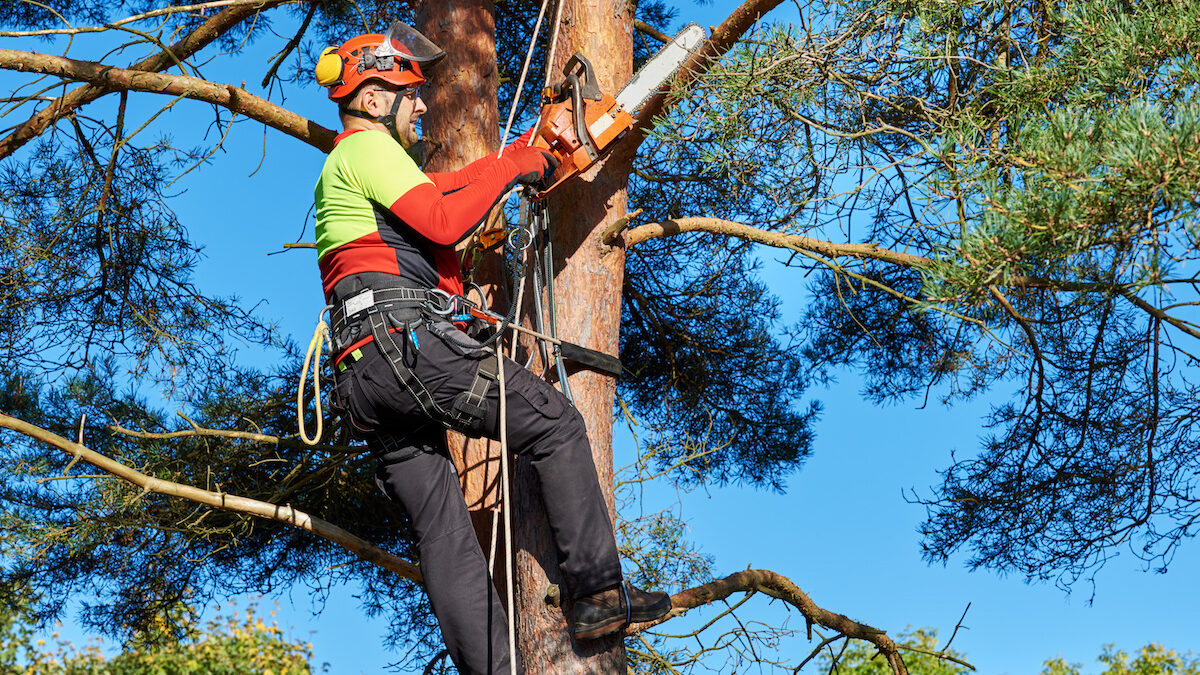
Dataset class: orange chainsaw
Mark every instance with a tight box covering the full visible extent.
[529,23,705,199]
[465,24,704,265]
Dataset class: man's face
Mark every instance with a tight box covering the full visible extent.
[361,85,426,148]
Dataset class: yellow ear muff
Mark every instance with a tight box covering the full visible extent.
[314,46,344,86]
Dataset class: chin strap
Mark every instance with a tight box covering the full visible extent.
[341,91,407,145]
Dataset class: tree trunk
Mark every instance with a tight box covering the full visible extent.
[418,1,633,671]
[415,0,506,558]
[511,1,634,671]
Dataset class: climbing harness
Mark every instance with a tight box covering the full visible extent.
[330,285,504,435]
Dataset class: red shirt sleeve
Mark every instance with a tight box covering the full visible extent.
[424,128,536,194]
[388,152,524,247]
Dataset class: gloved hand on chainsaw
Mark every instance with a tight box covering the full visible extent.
[508,145,560,189]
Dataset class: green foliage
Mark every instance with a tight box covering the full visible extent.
[5,0,1200,671]
[890,0,1200,590]
[1043,644,1200,675]
[816,635,1200,675]
[623,21,827,491]
[0,361,426,654]
[0,134,280,386]
[0,598,313,674]
[624,0,1200,594]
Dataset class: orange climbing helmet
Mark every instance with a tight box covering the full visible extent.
[315,21,445,102]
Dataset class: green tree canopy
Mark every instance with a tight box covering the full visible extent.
[815,627,970,674]
[1044,644,1200,675]
[0,595,313,674]
[627,0,1200,589]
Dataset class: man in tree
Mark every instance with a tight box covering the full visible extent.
[310,22,671,674]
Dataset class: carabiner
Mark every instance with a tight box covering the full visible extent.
[424,289,455,316]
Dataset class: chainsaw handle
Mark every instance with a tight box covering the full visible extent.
[562,53,601,101]
[567,73,600,162]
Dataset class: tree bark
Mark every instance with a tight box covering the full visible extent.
[509,0,634,671]
[418,3,633,669]
[414,0,511,607]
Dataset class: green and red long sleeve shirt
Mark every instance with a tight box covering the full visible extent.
[314,128,527,301]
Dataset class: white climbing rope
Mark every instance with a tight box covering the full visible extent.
[492,2,564,671]
[496,341,518,674]
[498,0,555,156]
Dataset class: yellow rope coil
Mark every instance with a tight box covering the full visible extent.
[298,309,333,446]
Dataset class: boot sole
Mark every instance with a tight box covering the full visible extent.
[629,597,671,624]
[573,598,672,640]
[573,615,627,640]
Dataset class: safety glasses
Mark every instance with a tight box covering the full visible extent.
[370,86,421,101]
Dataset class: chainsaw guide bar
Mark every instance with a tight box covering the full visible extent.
[617,22,705,113]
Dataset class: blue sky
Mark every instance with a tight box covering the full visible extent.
[8,1,1200,672]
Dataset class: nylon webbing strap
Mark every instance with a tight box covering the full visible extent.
[451,351,499,426]
[368,309,453,423]
[331,286,433,336]
[369,310,499,433]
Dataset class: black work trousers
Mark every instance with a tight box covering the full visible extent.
[334,319,623,675]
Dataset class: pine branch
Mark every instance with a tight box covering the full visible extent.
[628,568,920,675]
[622,0,788,155]
[0,0,292,160]
[624,216,935,268]
[261,0,319,89]
[627,217,1200,342]
[634,20,670,44]
[0,48,336,152]
[0,412,421,584]
[0,0,300,38]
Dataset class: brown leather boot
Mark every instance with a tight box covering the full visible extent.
[572,582,671,640]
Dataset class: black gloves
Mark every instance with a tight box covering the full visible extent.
[509,146,560,189]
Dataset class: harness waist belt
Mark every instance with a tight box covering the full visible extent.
[330,285,467,362]
[330,286,441,336]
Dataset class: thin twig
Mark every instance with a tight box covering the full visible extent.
[261,0,319,88]
[0,0,301,37]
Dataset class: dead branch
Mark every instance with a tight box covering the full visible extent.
[0,48,336,152]
[626,217,1200,343]
[261,0,319,88]
[0,412,420,583]
[629,568,910,674]
[624,216,935,269]
[107,415,360,454]
[0,0,291,160]
[634,20,671,44]
[0,0,299,38]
